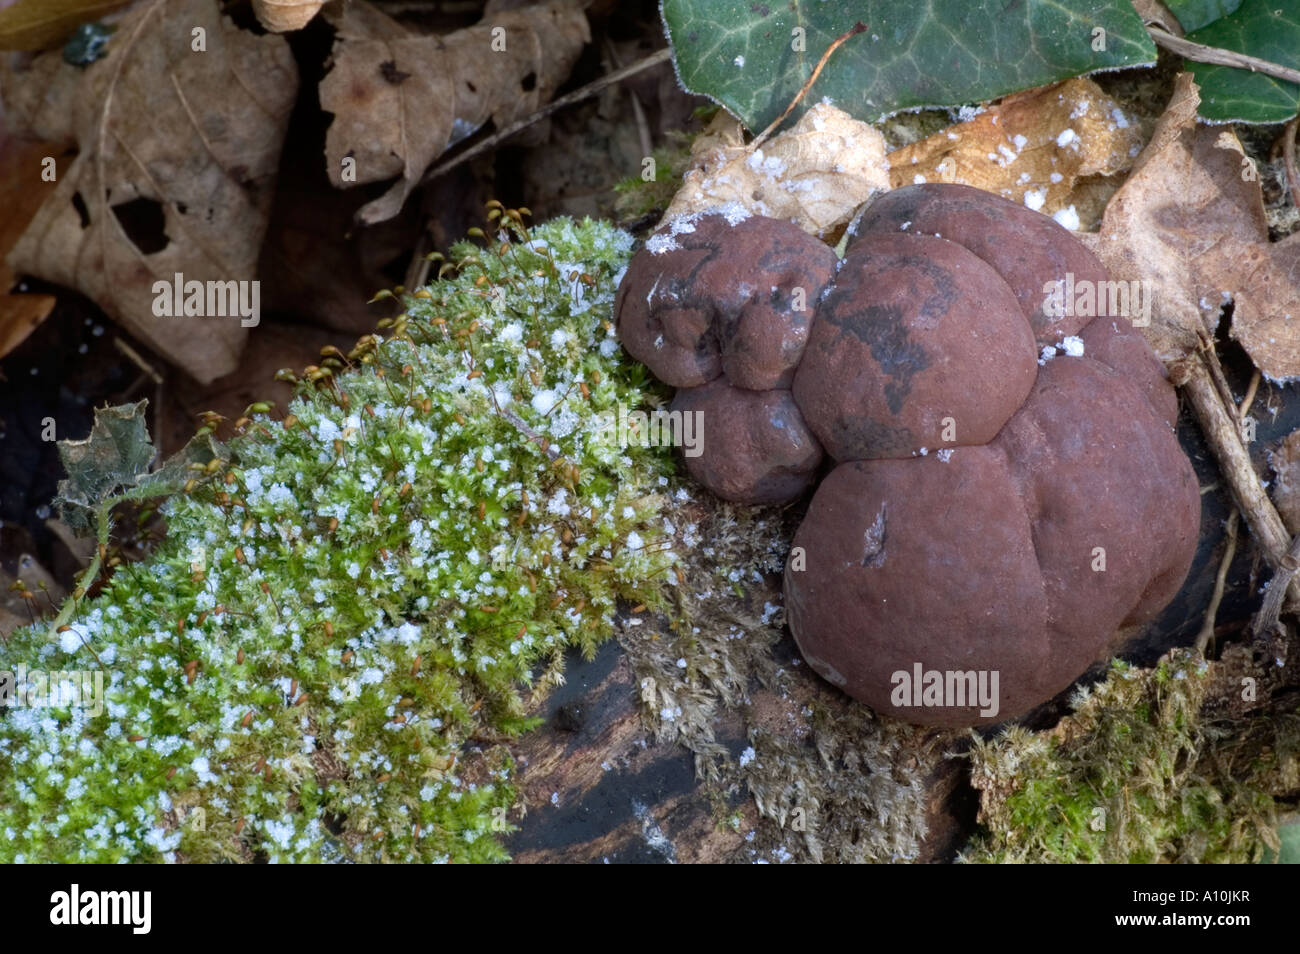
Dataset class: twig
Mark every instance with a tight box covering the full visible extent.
[1195,509,1238,656]
[1199,329,1238,415]
[603,37,652,162]
[1147,25,1300,87]
[1252,529,1300,641]
[1180,358,1300,608]
[44,506,110,642]
[113,337,164,384]
[404,225,433,293]
[1239,369,1261,419]
[748,21,867,151]
[1283,114,1300,213]
[423,48,672,182]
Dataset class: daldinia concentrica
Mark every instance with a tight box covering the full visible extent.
[615,184,1200,727]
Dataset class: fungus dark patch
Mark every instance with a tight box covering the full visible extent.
[833,302,929,413]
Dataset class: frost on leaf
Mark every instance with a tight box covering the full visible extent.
[886,78,1142,232]
[661,103,890,238]
[55,400,222,536]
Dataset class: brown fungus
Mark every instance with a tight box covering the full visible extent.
[793,232,1037,460]
[614,208,838,389]
[670,377,823,505]
[614,184,1201,727]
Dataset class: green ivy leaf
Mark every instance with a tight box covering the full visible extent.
[54,401,223,536]
[1165,0,1243,33]
[1186,0,1300,123]
[660,0,1156,132]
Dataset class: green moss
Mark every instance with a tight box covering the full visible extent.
[964,651,1298,864]
[618,498,943,863]
[612,107,716,221]
[0,215,679,862]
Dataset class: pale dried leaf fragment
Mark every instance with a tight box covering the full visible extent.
[1,33,97,145]
[319,0,590,225]
[887,78,1143,232]
[661,102,890,238]
[4,0,298,384]
[252,0,324,33]
[1083,73,1300,381]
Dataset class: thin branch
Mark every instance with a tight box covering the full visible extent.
[1181,358,1300,609]
[1239,369,1262,419]
[1252,528,1300,641]
[749,21,868,151]
[602,36,653,161]
[423,48,672,183]
[1195,509,1238,656]
[1147,25,1300,87]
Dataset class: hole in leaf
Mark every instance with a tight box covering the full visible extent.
[380,60,409,84]
[110,197,169,254]
[71,192,91,229]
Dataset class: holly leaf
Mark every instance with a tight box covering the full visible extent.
[55,400,223,536]
[660,0,1155,132]
[1164,0,1243,33]
[1185,0,1300,123]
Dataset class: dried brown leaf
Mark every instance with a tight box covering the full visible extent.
[661,103,890,238]
[1084,73,1300,381]
[252,0,324,34]
[0,131,59,357]
[887,78,1143,233]
[1,45,88,146]
[319,0,589,225]
[4,0,298,384]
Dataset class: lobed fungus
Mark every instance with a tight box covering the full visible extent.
[615,183,1201,728]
